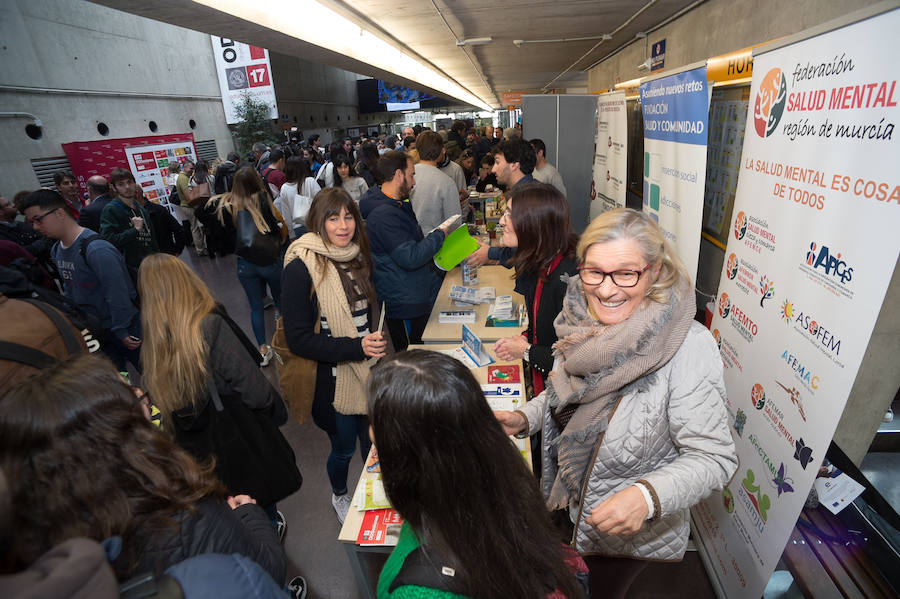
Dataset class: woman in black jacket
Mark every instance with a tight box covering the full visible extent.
[0,353,286,583]
[493,183,579,396]
[281,187,386,524]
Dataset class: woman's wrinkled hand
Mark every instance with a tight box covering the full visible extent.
[585,485,649,536]
[493,410,527,437]
[362,331,387,358]
[494,336,529,361]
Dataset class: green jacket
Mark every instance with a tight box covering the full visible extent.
[99,198,158,270]
[377,523,471,599]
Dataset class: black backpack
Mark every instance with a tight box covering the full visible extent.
[213,163,237,195]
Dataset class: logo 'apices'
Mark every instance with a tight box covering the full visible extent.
[754,68,787,137]
[734,212,748,240]
[726,253,738,279]
[806,242,853,284]
[718,293,731,318]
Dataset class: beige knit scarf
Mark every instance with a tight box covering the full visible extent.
[543,274,695,511]
[284,234,374,415]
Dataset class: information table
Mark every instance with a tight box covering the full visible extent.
[422,265,525,344]
[337,345,528,599]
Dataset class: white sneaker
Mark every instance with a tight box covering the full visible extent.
[260,346,274,367]
[332,493,352,524]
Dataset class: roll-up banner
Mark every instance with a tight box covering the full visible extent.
[591,91,627,219]
[124,141,198,207]
[211,36,278,124]
[693,6,900,599]
[640,65,710,280]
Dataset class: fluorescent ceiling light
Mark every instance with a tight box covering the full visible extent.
[192,0,493,111]
[457,37,492,47]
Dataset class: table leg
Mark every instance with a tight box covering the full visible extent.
[343,542,377,599]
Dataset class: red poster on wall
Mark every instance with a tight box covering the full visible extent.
[62,133,196,198]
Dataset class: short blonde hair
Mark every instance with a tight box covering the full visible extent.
[577,208,690,304]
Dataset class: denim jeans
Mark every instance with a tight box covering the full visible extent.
[236,257,282,347]
[326,412,371,495]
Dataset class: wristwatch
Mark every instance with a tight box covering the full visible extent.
[522,344,532,363]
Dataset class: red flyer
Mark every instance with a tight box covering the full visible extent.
[356,508,403,546]
[487,365,520,384]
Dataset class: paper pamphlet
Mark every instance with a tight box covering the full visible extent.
[482,383,523,411]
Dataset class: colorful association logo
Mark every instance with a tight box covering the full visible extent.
[754,68,787,138]
[780,300,794,323]
[794,438,814,470]
[780,350,820,393]
[750,383,766,410]
[712,328,722,350]
[733,408,747,437]
[771,463,795,496]
[734,211,748,240]
[805,242,853,284]
[726,253,739,279]
[759,275,775,307]
[776,380,806,422]
[718,293,731,318]
[741,469,771,523]
[722,487,735,514]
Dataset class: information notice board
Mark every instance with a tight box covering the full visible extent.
[694,8,900,598]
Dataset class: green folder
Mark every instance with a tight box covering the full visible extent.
[434,225,480,271]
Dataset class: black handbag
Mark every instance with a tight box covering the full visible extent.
[173,379,302,507]
[234,196,281,266]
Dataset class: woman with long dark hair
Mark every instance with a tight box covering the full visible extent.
[280,155,321,238]
[368,350,584,598]
[355,142,379,188]
[0,353,286,583]
[332,154,368,203]
[281,187,386,523]
[215,166,289,364]
[492,182,579,396]
[138,253,302,534]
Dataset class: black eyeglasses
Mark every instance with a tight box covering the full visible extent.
[28,207,60,225]
[576,263,652,288]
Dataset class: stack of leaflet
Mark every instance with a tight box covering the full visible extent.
[449,285,496,306]
[486,295,519,327]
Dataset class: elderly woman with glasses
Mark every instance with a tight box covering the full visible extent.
[495,207,737,599]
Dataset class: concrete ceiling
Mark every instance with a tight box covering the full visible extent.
[89,0,703,109]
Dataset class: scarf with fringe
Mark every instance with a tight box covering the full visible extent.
[284,233,374,415]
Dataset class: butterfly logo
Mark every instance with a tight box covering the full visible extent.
[771,463,795,496]
[794,438,813,470]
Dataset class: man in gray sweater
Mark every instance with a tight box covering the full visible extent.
[409,130,460,233]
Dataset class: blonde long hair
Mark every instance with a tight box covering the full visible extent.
[138,253,217,430]
[577,207,691,304]
[215,165,278,235]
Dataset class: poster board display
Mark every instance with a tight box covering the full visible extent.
[703,88,750,241]
[62,133,197,200]
[640,65,710,280]
[590,91,627,220]
[124,141,198,204]
[211,36,278,124]
[694,7,900,598]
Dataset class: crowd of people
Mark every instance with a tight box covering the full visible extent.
[0,118,737,598]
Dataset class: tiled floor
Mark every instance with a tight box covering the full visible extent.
[184,247,724,598]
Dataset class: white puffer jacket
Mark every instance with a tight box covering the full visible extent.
[520,321,737,561]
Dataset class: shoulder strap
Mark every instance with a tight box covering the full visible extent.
[21,298,84,356]
[205,377,224,412]
[389,545,467,594]
[0,341,59,369]
[211,305,263,365]
[79,233,102,264]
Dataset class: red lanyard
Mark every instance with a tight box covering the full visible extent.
[530,255,562,396]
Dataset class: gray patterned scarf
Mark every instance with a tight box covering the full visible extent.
[543,275,695,510]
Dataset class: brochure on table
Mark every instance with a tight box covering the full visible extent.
[440,324,495,368]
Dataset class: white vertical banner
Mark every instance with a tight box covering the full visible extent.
[640,66,710,280]
[590,90,627,220]
[693,7,900,599]
[210,36,278,124]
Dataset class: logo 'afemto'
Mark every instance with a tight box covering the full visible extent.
[718,293,731,318]
[754,68,787,137]
[726,253,738,279]
[734,212,748,240]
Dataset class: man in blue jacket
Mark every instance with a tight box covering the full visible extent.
[359,151,451,350]
[21,189,142,372]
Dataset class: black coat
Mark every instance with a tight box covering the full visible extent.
[513,256,579,377]
[126,499,286,584]
[143,200,186,256]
